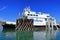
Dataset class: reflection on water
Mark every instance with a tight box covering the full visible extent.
[0,26,16,40]
[16,30,33,40]
[33,31,46,40]
[56,29,60,40]
[17,29,60,40]
[33,30,56,40]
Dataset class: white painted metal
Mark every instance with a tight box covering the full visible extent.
[23,7,57,27]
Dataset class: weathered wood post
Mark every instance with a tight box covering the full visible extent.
[16,17,33,31]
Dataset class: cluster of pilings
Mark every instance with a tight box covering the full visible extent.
[16,17,33,31]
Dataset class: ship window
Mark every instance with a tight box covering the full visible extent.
[28,11,30,13]
[33,14,35,16]
[27,14,32,16]
[49,18,52,20]
[28,14,29,15]
[36,15,38,16]
[47,16,50,17]
[31,14,32,16]
[45,18,47,21]
[27,14,31,16]
[34,20,43,22]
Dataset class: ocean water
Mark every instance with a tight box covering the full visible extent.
[16,29,60,40]
[1,25,60,40]
[0,26,16,40]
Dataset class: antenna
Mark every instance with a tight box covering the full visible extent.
[24,6,30,11]
[18,12,20,18]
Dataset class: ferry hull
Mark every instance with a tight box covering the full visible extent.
[2,24,15,29]
[33,25,57,30]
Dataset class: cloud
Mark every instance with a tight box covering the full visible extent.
[0,6,6,11]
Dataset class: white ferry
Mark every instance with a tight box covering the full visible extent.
[22,7,56,27]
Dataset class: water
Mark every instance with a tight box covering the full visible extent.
[16,29,60,40]
[1,26,60,40]
[0,26,16,40]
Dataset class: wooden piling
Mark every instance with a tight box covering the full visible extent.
[16,17,33,31]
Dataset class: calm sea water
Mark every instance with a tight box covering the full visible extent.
[1,26,60,40]
[16,29,60,40]
[0,26,16,40]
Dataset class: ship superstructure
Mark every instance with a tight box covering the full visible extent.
[22,7,56,27]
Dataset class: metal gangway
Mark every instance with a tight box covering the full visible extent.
[46,18,58,31]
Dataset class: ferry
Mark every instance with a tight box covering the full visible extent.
[22,7,57,27]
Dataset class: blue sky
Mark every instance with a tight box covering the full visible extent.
[0,0,60,23]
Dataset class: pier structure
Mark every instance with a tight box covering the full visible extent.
[16,17,33,31]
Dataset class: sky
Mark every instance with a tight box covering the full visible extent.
[0,0,60,23]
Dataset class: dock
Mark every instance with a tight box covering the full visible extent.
[16,17,33,31]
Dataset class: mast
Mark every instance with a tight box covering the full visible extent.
[22,6,30,18]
